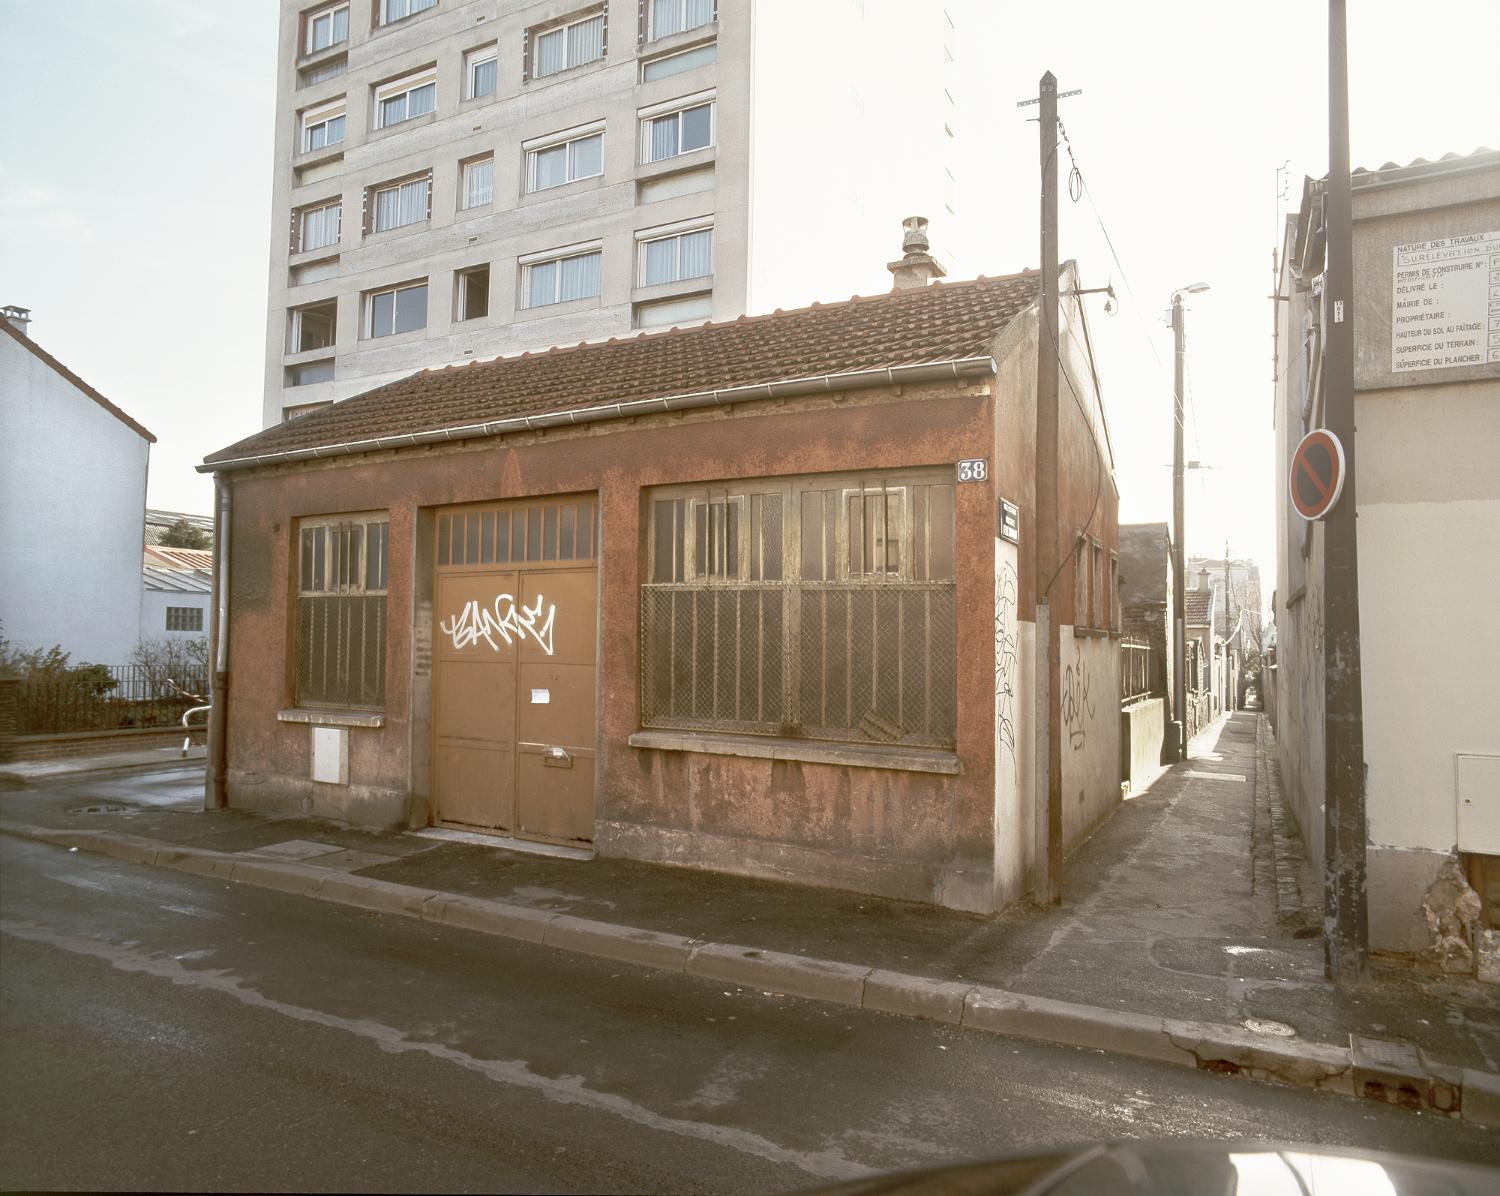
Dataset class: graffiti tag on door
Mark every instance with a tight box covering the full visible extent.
[440,594,557,655]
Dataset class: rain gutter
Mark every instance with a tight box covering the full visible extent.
[197,356,998,476]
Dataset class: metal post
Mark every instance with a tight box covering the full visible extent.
[1033,70,1063,903]
[205,475,231,811]
[1171,296,1187,760]
[1323,0,1368,982]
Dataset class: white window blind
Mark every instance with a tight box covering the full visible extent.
[306,3,349,53]
[372,176,429,231]
[643,102,712,162]
[463,158,494,208]
[527,131,603,191]
[650,0,712,39]
[381,0,435,25]
[302,104,346,152]
[640,228,711,286]
[523,249,602,308]
[377,75,436,128]
[534,12,605,77]
[299,202,342,252]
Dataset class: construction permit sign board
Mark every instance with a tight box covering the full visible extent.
[1290,429,1345,521]
[1391,230,1500,372]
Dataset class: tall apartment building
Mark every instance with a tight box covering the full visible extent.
[264,0,977,425]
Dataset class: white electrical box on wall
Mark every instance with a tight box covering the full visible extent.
[1456,753,1500,854]
[311,726,349,785]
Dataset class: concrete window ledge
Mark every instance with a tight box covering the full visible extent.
[277,709,384,729]
[628,730,960,775]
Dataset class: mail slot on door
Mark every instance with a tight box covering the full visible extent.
[543,746,572,769]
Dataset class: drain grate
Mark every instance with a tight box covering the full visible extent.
[67,803,131,815]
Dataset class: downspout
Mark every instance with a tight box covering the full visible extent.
[205,474,231,810]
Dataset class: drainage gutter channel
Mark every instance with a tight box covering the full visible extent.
[3,818,1495,1129]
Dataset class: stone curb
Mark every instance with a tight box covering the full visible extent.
[0,753,206,789]
[4,818,1494,1127]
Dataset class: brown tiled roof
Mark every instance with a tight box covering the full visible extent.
[205,272,1039,468]
[1,319,156,442]
[1185,589,1213,627]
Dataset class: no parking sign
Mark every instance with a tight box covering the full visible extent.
[1289,429,1346,521]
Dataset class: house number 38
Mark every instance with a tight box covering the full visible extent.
[956,458,989,483]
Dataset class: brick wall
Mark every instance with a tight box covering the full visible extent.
[11,726,198,762]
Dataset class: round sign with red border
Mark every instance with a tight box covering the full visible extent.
[1289,428,1346,521]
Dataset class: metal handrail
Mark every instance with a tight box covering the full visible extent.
[181,705,211,757]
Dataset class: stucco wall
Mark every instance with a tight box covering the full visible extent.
[220,378,1016,910]
[1059,624,1120,848]
[139,590,211,642]
[0,333,149,664]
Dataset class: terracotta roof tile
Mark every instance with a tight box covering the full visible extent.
[205,272,1038,468]
[1185,589,1213,626]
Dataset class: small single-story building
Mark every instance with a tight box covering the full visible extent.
[141,559,212,641]
[201,261,1121,914]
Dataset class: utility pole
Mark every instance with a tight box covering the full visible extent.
[1033,70,1063,903]
[1324,0,1369,982]
[1170,297,1188,761]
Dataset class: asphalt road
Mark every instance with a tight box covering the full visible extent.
[2,833,1496,1194]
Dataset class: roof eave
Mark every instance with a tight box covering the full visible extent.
[200,355,1000,476]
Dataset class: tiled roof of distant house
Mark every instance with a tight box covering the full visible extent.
[203,271,1041,470]
[1185,589,1213,627]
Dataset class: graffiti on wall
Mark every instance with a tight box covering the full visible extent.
[995,562,1019,781]
[440,593,557,655]
[1060,644,1095,751]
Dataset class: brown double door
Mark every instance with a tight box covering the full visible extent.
[431,495,598,844]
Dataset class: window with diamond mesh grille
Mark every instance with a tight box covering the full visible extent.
[642,471,956,748]
[296,515,389,709]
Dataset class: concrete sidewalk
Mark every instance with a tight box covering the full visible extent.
[0,744,206,788]
[3,713,1497,1124]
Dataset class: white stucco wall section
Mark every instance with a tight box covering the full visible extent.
[139,589,212,641]
[0,333,150,663]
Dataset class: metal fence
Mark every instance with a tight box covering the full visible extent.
[16,665,209,735]
[641,580,957,748]
[1119,637,1155,705]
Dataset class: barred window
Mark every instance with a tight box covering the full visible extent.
[296,515,389,709]
[642,471,957,748]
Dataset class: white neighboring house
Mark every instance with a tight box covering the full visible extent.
[0,306,155,665]
[141,547,213,644]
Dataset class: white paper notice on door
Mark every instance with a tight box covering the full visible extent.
[531,688,551,704]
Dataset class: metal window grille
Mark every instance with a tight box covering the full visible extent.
[296,517,389,709]
[641,475,957,748]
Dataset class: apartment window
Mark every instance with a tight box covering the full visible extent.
[641,470,957,747]
[530,8,605,79]
[295,199,342,253]
[1109,552,1119,632]
[366,280,428,337]
[1092,539,1104,629]
[296,515,389,709]
[649,0,712,39]
[288,360,335,387]
[466,45,498,98]
[165,607,204,632]
[456,264,490,321]
[301,99,346,152]
[368,172,431,232]
[291,299,337,352]
[304,2,349,53]
[374,69,436,129]
[641,97,713,162]
[378,0,435,26]
[461,156,494,209]
[299,57,347,87]
[520,243,602,308]
[525,126,604,192]
[638,224,712,286]
[634,292,711,329]
[640,42,716,82]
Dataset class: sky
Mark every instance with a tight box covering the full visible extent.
[2,0,1496,608]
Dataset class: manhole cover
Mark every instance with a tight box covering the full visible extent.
[67,803,130,815]
[1244,1018,1296,1038]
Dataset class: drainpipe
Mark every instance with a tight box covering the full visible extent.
[205,474,231,810]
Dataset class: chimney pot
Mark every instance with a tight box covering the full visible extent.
[2,304,31,337]
[887,216,946,290]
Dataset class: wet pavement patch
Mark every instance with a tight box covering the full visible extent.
[1151,937,1322,981]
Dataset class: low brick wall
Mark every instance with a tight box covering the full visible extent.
[1120,696,1166,792]
[12,726,198,763]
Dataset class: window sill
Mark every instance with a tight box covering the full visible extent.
[294,145,346,172]
[628,730,960,775]
[635,146,716,184]
[297,40,349,68]
[288,246,341,269]
[631,277,711,305]
[527,56,610,90]
[639,23,718,57]
[278,708,384,728]
[1073,626,1110,639]
[362,220,431,247]
[513,294,603,322]
[368,109,437,143]
[519,173,606,208]
[284,347,336,366]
